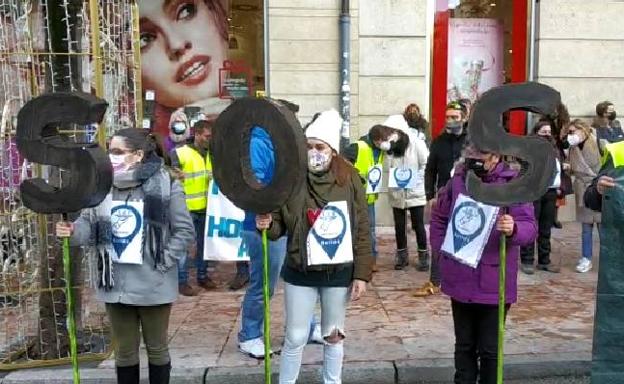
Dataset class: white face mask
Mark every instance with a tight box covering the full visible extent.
[567,133,582,147]
[109,154,129,172]
[379,141,392,151]
[308,149,332,173]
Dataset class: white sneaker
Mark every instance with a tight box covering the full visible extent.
[239,337,272,359]
[308,323,324,344]
[576,258,592,273]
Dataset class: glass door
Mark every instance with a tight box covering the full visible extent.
[430,0,530,137]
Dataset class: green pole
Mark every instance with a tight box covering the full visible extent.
[497,232,507,384]
[62,231,80,384]
[262,229,272,384]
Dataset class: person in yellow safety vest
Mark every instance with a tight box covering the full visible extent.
[345,125,390,271]
[585,140,624,210]
[170,119,216,296]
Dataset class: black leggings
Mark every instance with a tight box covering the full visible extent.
[392,206,427,251]
[452,300,510,384]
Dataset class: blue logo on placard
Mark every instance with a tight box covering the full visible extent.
[368,167,382,191]
[111,204,142,257]
[311,206,347,259]
[394,168,413,188]
[451,201,486,253]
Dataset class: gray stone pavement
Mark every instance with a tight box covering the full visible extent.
[1,222,599,383]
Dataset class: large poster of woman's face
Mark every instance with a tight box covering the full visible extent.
[138,0,231,143]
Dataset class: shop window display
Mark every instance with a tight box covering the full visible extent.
[432,0,529,136]
[137,0,266,138]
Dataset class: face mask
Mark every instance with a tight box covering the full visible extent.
[466,157,488,177]
[567,133,582,147]
[608,111,617,121]
[379,141,392,151]
[308,149,332,173]
[446,121,463,135]
[171,122,187,135]
[109,154,129,173]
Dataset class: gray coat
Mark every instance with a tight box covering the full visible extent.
[70,168,194,305]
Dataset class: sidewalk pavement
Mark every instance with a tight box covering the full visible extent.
[1,222,597,383]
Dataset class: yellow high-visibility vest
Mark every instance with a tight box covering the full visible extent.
[603,141,624,168]
[353,140,384,204]
[175,145,212,212]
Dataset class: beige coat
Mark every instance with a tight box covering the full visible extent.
[568,129,602,224]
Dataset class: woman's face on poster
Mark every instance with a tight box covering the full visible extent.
[139,0,227,109]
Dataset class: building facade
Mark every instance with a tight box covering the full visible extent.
[264,0,624,224]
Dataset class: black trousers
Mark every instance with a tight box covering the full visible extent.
[520,189,557,266]
[452,300,510,384]
[392,206,427,251]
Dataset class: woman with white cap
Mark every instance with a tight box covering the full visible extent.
[256,109,374,384]
[379,114,430,270]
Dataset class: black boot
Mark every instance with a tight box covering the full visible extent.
[416,250,429,272]
[394,249,409,270]
[116,364,139,384]
[149,362,171,384]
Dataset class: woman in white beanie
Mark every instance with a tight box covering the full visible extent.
[256,109,373,384]
[380,114,430,271]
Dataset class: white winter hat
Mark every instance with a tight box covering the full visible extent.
[383,114,409,132]
[305,109,343,153]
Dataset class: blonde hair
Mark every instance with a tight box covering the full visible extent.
[568,119,597,152]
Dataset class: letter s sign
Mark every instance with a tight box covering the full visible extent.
[16,92,113,213]
[466,82,560,206]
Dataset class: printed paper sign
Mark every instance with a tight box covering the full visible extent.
[110,200,144,265]
[204,181,250,261]
[441,193,499,268]
[366,165,383,194]
[307,201,353,266]
[388,167,421,189]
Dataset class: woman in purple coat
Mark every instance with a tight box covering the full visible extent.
[429,144,537,384]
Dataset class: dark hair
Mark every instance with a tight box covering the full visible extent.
[369,124,393,142]
[193,119,213,133]
[113,128,169,165]
[532,119,552,134]
[403,103,421,117]
[596,101,613,116]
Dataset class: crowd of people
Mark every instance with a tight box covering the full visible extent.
[52,98,622,384]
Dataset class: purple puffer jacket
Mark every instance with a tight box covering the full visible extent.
[430,162,537,305]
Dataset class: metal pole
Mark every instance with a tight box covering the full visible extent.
[262,229,272,384]
[339,0,351,152]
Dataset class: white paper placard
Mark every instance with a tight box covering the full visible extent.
[388,167,421,190]
[110,200,144,265]
[306,201,353,266]
[204,181,250,261]
[366,165,383,194]
[441,193,499,268]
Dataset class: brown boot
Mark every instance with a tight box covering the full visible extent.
[179,284,200,296]
[412,281,441,297]
[198,277,218,290]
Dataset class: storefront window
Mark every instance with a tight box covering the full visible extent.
[138,0,266,141]
[431,0,529,137]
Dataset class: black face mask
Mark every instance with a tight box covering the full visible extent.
[466,158,488,177]
[608,111,617,121]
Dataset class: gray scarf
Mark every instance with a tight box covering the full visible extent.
[94,155,170,290]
